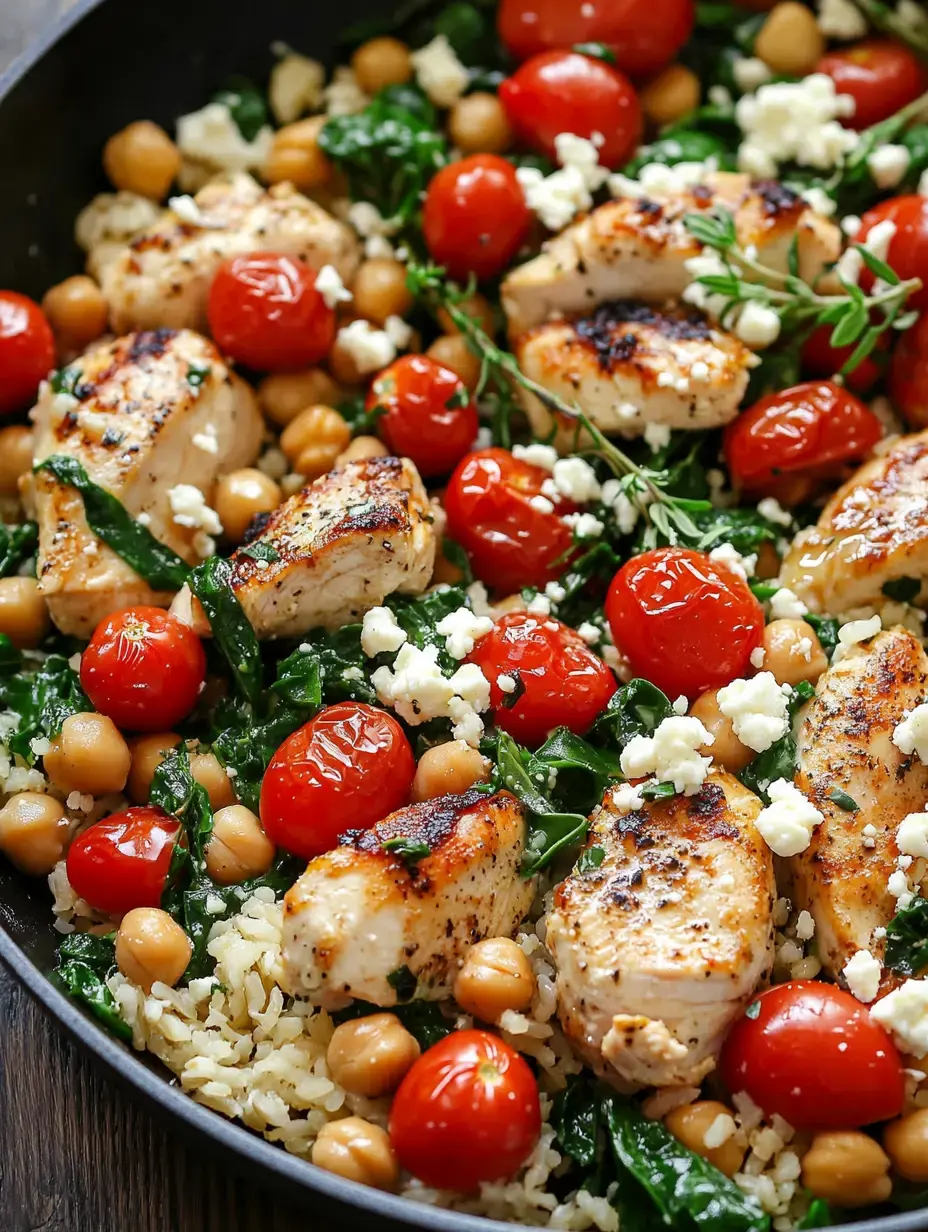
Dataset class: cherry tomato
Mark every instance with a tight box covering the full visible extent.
[390,1029,541,1191]
[66,806,182,916]
[469,612,616,746]
[369,355,479,478]
[80,606,206,732]
[606,547,763,700]
[0,291,55,416]
[444,447,576,592]
[720,981,906,1131]
[499,51,642,169]
[260,702,414,859]
[817,39,928,130]
[724,380,882,502]
[800,322,886,394]
[857,195,928,312]
[890,312,928,429]
[207,253,336,371]
[423,155,532,282]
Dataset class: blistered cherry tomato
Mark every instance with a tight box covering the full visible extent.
[724,380,882,502]
[390,1029,541,1191]
[207,253,336,371]
[423,155,532,282]
[444,448,576,592]
[499,51,642,169]
[498,0,694,78]
[66,806,182,916]
[606,547,763,699]
[890,311,928,428]
[0,291,55,416]
[800,322,886,394]
[857,195,928,311]
[720,981,906,1131]
[469,612,616,746]
[817,39,928,130]
[369,354,479,478]
[80,606,206,732]
[260,702,414,859]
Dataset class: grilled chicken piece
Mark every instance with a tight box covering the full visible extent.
[780,431,928,614]
[514,300,754,442]
[32,328,263,637]
[102,173,359,334]
[546,772,775,1090]
[502,176,841,335]
[227,455,435,637]
[282,789,533,1006]
[789,628,928,986]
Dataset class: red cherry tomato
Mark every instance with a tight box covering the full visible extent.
[423,155,532,282]
[605,547,763,699]
[260,702,414,859]
[499,51,643,169]
[890,311,928,429]
[444,447,577,592]
[0,291,55,416]
[80,606,206,732]
[720,981,906,1131]
[369,355,479,478]
[800,322,886,394]
[207,253,336,371]
[857,195,928,312]
[66,806,182,916]
[724,380,882,500]
[469,612,616,746]
[817,39,928,130]
[390,1029,541,1191]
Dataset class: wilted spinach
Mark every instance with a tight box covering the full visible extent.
[739,680,815,802]
[0,652,89,760]
[590,678,673,752]
[54,933,131,1042]
[885,895,928,977]
[0,522,37,577]
[188,555,262,704]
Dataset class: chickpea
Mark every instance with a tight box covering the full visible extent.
[264,116,333,193]
[0,792,69,875]
[214,469,281,543]
[351,37,413,95]
[448,92,513,155]
[689,689,753,774]
[328,333,370,387]
[352,259,413,326]
[412,741,489,802]
[43,712,131,797]
[801,1131,892,1207]
[454,936,534,1022]
[884,1109,928,1183]
[0,426,34,496]
[754,540,781,580]
[754,2,825,76]
[281,405,352,480]
[437,292,495,339]
[426,334,482,391]
[103,121,181,201]
[0,577,49,650]
[42,276,109,352]
[335,434,389,467]
[641,65,701,128]
[115,906,192,992]
[127,732,181,803]
[311,1117,398,1190]
[205,805,275,885]
[327,1013,421,1096]
[664,1102,745,1178]
[190,752,236,811]
[762,619,828,687]
[258,368,343,428]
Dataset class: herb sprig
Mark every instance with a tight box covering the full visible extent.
[849,1,928,57]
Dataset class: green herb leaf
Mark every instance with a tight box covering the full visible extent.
[573,41,616,63]
[806,613,840,660]
[577,845,606,874]
[150,745,214,879]
[387,965,417,1002]
[641,781,676,802]
[212,77,269,142]
[237,540,280,565]
[797,1199,832,1229]
[745,1000,761,1020]
[54,932,131,1042]
[882,576,922,603]
[885,895,928,977]
[0,522,38,577]
[551,1076,602,1168]
[382,835,431,870]
[0,652,89,760]
[827,786,859,811]
[189,556,262,704]
[591,678,673,751]
[186,362,211,389]
[683,210,737,250]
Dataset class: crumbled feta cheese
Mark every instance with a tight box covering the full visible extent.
[755,779,825,857]
[709,542,756,582]
[512,443,558,471]
[609,160,712,202]
[865,218,897,263]
[897,808,928,857]
[335,319,396,374]
[577,621,600,645]
[757,496,792,527]
[796,910,815,941]
[769,587,808,620]
[563,512,605,539]
[733,56,773,94]
[192,423,219,454]
[832,614,882,663]
[526,593,551,616]
[843,949,882,1003]
[371,643,491,746]
[704,1113,737,1150]
[268,52,325,125]
[867,144,911,190]
[817,0,868,39]
[644,422,672,453]
[168,194,222,228]
[801,186,838,217]
[735,74,858,180]
[791,636,813,662]
[136,512,152,528]
[620,716,714,796]
[411,36,469,108]
[435,606,493,660]
[385,315,414,350]
[545,581,567,603]
[167,484,222,535]
[870,979,928,1056]
[323,66,369,116]
[735,302,782,349]
[497,674,517,694]
[518,131,608,231]
[750,646,767,669]
[176,102,272,175]
[613,782,645,813]
[600,479,639,536]
[529,494,555,515]
[314,264,352,310]
[672,695,688,716]
[717,672,791,753]
[842,214,862,238]
[552,457,601,503]
[361,606,407,656]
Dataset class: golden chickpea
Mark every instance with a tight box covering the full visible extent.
[412,741,489,803]
[665,1102,745,1178]
[42,276,109,352]
[0,792,69,875]
[426,334,482,391]
[328,333,369,387]
[103,121,181,201]
[754,2,825,76]
[454,936,534,1022]
[264,116,333,193]
[190,751,236,811]
[327,1013,421,1096]
[127,732,181,803]
[689,689,753,774]
[281,405,352,479]
[437,292,495,339]
[43,712,131,797]
[884,1109,928,1183]
[312,1117,398,1190]
[641,65,701,127]
[0,426,34,496]
[352,259,413,326]
[762,619,828,687]
[214,469,281,543]
[351,37,413,95]
[335,435,389,467]
[755,541,781,580]
[0,577,49,650]
[115,907,192,992]
[205,805,275,885]
[448,92,513,155]
[802,1132,892,1207]
[258,368,343,428]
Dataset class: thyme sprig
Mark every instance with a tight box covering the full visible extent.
[849,0,928,57]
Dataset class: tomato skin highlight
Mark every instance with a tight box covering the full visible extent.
[370,355,479,478]
[66,806,182,916]
[605,547,764,700]
[260,702,415,859]
[390,1029,542,1191]
[817,39,928,130]
[444,447,577,592]
[857,195,928,312]
[80,606,207,732]
[207,253,336,371]
[498,51,643,169]
[469,612,616,746]
[720,981,906,1131]
[0,291,55,416]
[423,155,532,282]
[890,312,928,429]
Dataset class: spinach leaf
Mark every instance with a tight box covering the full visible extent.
[150,746,214,879]
[188,556,262,704]
[827,786,858,811]
[54,932,131,1042]
[591,678,673,752]
[797,1199,832,1229]
[388,965,417,1001]
[882,576,922,603]
[388,582,471,665]
[623,128,738,177]
[0,652,89,759]
[691,507,782,555]
[0,522,38,577]
[885,895,928,977]
[576,845,605,874]
[213,77,269,142]
[554,541,621,628]
[333,997,454,1049]
[739,681,815,803]
[0,635,21,673]
[805,613,839,660]
[551,1076,601,1169]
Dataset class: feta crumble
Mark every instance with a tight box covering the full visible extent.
[512,443,558,471]
[870,979,928,1056]
[833,614,881,663]
[314,264,352,310]
[843,949,882,1003]
[769,587,808,620]
[620,716,714,796]
[709,542,757,582]
[867,144,911,190]
[757,497,792,527]
[518,131,609,231]
[435,607,493,660]
[896,808,928,858]
[411,36,469,108]
[361,606,407,657]
[893,702,928,764]
[717,673,790,753]
[552,457,601,503]
[335,319,396,374]
[167,485,222,535]
[371,643,491,746]
[176,102,273,176]
[735,302,782,349]
[735,74,858,180]
[755,779,824,857]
